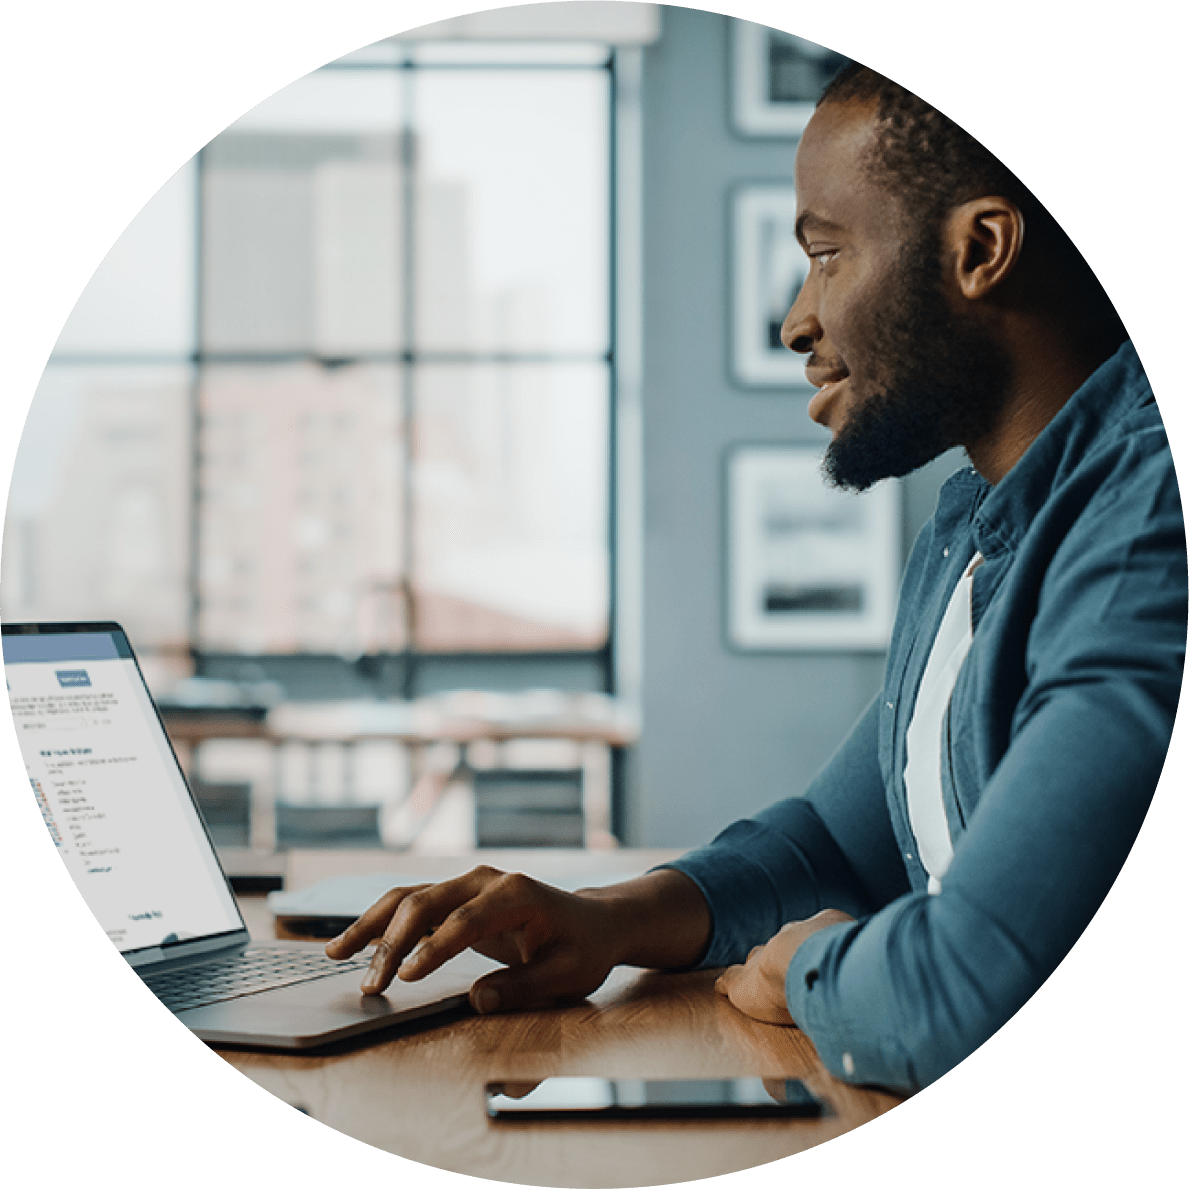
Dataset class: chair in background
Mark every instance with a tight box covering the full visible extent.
[274,802,384,849]
[191,779,252,849]
[472,768,585,848]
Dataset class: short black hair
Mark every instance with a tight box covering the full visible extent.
[818,63,1120,331]
[820,62,1038,230]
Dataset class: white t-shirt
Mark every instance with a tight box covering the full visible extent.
[904,551,984,894]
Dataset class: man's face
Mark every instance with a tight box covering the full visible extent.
[782,99,1010,491]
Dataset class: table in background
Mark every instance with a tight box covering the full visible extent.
[163,695,637,854]
[221,849,903,1187]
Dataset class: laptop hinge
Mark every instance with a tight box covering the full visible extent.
[125,929,250,970]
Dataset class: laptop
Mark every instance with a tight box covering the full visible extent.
[2,620,498,1048]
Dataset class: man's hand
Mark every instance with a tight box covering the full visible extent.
[714,909,855,1025]
[324,864,711,1016]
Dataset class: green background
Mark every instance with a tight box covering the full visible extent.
[2,2,1179,1189]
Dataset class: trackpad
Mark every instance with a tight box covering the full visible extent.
[183,950,502,1047]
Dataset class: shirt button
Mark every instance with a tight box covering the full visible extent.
[943,546,950,557]
[885,701,894,711]
[842,1053,855,1076]
[905,853,914,863]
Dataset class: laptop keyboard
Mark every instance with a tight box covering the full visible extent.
[142,946,371,1013]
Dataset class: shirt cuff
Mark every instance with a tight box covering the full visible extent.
[784,917,917,1091]
[784,923,841,1018]
[651,801,858,969]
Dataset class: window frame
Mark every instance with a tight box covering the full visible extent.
[41,43,627,699]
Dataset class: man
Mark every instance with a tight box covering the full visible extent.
[326,64,1186,1094]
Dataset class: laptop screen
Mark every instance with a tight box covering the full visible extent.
[3,624,243,954]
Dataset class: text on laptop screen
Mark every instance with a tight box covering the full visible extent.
[4,629,242,953]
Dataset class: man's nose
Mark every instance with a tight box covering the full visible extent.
[780,284,819,355]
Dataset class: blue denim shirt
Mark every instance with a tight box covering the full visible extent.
[666,341,1186,1093]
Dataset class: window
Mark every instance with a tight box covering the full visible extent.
[4,36,618,696]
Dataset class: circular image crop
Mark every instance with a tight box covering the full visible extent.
[4,5,1184,1188]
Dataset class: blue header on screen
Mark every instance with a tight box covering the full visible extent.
[1,631,128,664]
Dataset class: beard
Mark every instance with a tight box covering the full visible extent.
[823,226,1013,493]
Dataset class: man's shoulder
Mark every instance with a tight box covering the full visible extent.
[982,343,1174,542]
[1064,340,1168,476]
[1065,390,1177,514]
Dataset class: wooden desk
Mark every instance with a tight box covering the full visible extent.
[219,851,903,1186]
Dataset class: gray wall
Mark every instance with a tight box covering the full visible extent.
[626,9,961,847]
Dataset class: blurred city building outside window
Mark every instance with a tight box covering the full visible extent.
[3,35,613,671]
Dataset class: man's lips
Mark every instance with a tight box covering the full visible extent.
[805,366,849,428]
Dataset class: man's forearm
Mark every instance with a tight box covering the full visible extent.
[577,868,712,971]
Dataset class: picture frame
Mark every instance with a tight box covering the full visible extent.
[726,444,900,651]
[731,183,810,388]
[731,22,849,139]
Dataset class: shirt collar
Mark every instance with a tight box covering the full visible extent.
[949,340,1150,557]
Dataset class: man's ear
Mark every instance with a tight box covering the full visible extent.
[944,196,1026,301]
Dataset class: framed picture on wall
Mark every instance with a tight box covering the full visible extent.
[731,22,849,138]
[726,444,900,650]
[732,183,811,388]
